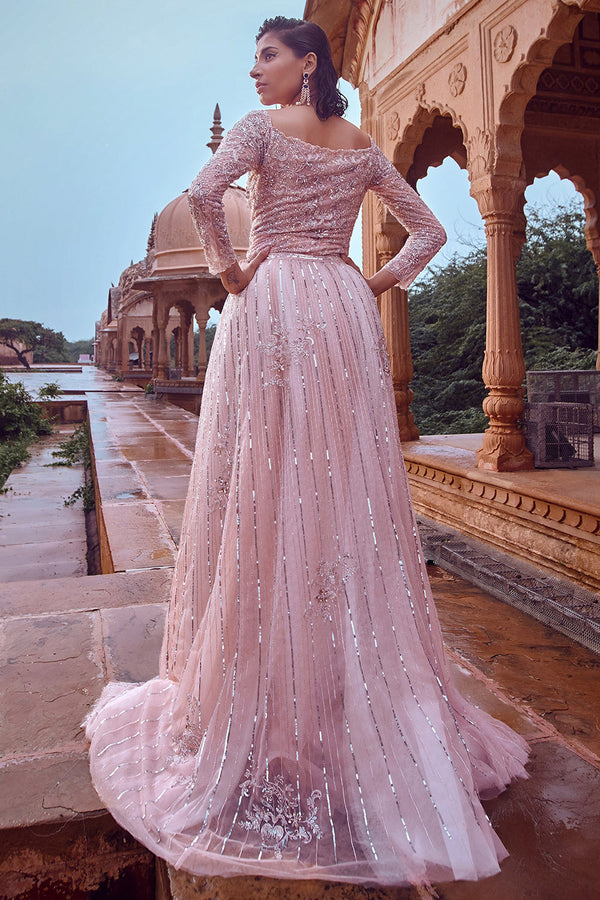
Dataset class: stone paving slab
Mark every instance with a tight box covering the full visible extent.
[157,499,188,544]
[94,458,149,502]
[430,567,600,758]
[0,752,102,828]
[0,543,88,581]
[0,568,171,618]
[0,519,85,545]
[0,582,169,831]
[101,502,177,572]
[101,602,167,682]
[0,611,103,759]
[87,391,195,576]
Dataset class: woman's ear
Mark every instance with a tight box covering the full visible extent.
[304,52,317,76]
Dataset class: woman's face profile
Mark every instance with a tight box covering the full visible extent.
[250,33,310,107]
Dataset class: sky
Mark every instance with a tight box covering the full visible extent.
[0,1,577,341]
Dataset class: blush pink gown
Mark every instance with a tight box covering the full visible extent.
[85,110,529,887]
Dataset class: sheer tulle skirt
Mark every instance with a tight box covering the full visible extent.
[86,255,528,886]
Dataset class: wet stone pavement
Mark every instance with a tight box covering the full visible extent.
[0,369,598,899]
[0,427,87,582]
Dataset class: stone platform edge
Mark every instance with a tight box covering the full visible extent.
[402,445,600,594]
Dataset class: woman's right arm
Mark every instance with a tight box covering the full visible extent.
[187,111,270,284]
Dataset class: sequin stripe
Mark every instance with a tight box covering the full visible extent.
[283,261,330,859]
[220,274,270,855]
[333,270,488,831]
[300,261,385,858]
[301,263,372,860]
[261,258,340,860]
[294,260,369,863]
[309,267,421,852]
[311,262,458,840]
[183,442,244,848]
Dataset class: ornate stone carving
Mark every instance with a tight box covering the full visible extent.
[467,128,494,180]
[347,0,376,83]
[448,63,467,97]
[415,82,426,104]
[493,25,517,63]
[386,110,401,141]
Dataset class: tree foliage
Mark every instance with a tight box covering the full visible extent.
[408,200,598,434]
[0,319,68,367]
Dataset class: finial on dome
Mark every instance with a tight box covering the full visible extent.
[207,103,224,154]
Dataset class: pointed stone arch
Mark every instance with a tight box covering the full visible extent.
[394,106,468,185]
[497,2,595,176]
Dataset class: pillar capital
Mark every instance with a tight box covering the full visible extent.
[470,174,526,221]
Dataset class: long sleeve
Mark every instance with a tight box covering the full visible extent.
[187,111,269,275]
[368,145,446,289]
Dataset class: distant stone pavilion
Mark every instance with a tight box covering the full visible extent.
[95,105,250,413]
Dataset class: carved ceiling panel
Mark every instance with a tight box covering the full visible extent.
[526,12,600,124]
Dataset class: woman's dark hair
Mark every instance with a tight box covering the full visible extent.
[256,16,348,120]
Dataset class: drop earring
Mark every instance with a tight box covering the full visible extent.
[297,72,311,106]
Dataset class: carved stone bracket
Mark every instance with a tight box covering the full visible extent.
[493,25,517,63]
[467,127,495,181]
[448,62,467,97]
[386,111,401,142]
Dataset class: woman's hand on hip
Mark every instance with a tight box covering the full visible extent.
[340,255,398,298]
[220,249,270,295]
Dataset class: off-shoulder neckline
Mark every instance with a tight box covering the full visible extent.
[258,110,374,155]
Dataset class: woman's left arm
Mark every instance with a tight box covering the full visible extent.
[364,146,447,296]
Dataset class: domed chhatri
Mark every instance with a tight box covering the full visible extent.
[152,105,250,277]
[152,185,249,276]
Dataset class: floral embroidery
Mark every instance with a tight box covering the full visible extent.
[376,333,392,376]
[209,422,233,512]
[209,473,230,512]
[306,554,358,622]
[213,421,233,467]
[171,693,203,759]
[239,766,322,858]
[259,316,325,388]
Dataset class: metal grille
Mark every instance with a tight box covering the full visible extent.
[418,518,600,657]
[527,369,600,431]
[521,401,594,467]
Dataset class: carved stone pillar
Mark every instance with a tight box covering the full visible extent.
[587,238,600,370]
[173,327,182,369]
[195,310,209,382]
[471,176,533,471]
[117,319,128,376]
[155,300,171,380]
[376,222,419,441]
[179,306,195,377]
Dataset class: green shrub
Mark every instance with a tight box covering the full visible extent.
[38,381,62,399]
[0,371,52,489]
[50,421,95,510]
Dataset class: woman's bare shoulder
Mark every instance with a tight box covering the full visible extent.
[267,107,371,150]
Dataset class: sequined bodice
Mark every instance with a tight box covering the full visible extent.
[188,110,446,289]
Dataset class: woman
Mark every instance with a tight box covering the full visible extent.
[86,16,529,888]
